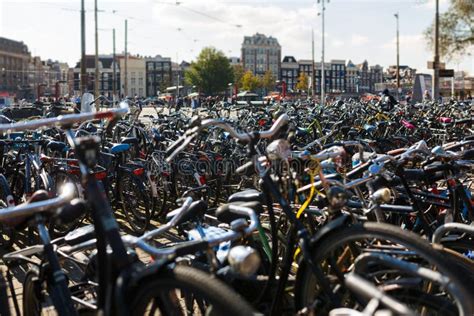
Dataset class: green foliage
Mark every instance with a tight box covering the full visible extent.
[232,64,245,89]
[241,70,261,92]
[261,70,276,91]
[424,0,474,60]
[184,47,234,95]
[295,72,309,92]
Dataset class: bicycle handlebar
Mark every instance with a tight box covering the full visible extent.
[166,114,289,162]
[0,183,76,221]
[126,202,258,259]
[0,104,129,133]
[138,197,193,241]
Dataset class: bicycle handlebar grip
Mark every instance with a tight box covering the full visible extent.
[461,149,474,160]
[424,163,454,174]
[236,161,254,175]
[174,240,209,257]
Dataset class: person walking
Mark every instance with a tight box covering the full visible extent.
[423,90,432,102]
[380,88,398,111]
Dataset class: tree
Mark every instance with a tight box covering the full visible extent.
[184,47,233,95]
[232,64,245,89]
[241,70,261,92]
[295,72,309,92]
[261,70,276,94]
[424,0,473,60]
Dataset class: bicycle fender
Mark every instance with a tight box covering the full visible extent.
[39,170,54,193]
[128,259,169,289]
[309,214,353,247]
[0,174,14,206]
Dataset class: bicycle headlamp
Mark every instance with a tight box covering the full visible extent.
[266,139,291,161]
[228,245,261,277]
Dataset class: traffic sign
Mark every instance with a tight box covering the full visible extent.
[439,69,454,77]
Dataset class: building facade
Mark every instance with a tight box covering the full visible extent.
[171,61,191,96]
[73,55,120,98]
[356,60,371,94]
[369,65,383,92]
[345,60,359,94]
[300,60,345,95]
[118,55,146,97]
[228,57,241,66]
[280,56,299,92]
[0,37,31,98]
[241,33,281,77]
[327,59,346,93]
[146,55,172,97]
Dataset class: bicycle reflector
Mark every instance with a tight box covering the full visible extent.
[95,171,107,180]
[133,168,145,176]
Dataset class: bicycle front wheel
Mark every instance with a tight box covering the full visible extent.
[118,172,151,234]
[295,222,474,316]
[130,265,255,316]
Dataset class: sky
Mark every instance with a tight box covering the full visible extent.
[0,0,472,74]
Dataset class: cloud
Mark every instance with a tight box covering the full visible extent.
[2,0,472,74]
[382,34,424,49]
[331,39,344,48]
[351,35,369,46]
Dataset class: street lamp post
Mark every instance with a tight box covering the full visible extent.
[311,28,315,98]
[94,0,100,106]
[112,28,117,103]
[124,19,128,98]
[433,0,440,101]
[80,0,87,96]
[318,0,328,106]
[395,12,400,100]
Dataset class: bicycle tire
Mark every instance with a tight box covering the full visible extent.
[118,172,150,234]
[0,269,11,316]
[0,174,14,248]
[49,170,84,236]
[129,265,255,316]
[294,222,474,316]
[22,269,41,316]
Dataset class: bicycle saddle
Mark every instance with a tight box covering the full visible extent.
[2,190,50,227]
[228,189,263,204]
[110,143,130,154]
[166,200,208,226]
[64,224,96,247]
[216,201,263,224]
[121,137,139,145]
